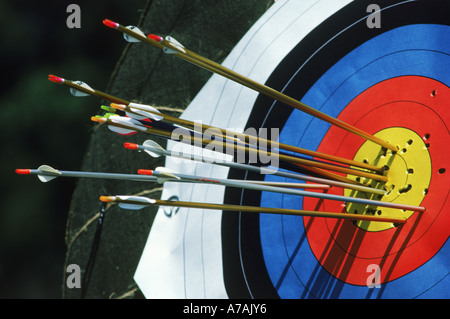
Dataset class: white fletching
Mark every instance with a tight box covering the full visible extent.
[107,116,146,135]
[123,26,146,42]
[142,140,165,157]
[37,165,61,183]
[69,81,95,97]
[116,195,156,210]
[163,36,186,54]
[155,166,181,183]
[128,102,163,121]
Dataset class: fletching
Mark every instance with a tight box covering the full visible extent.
[142,140,165,157]
[107,116,146,135]
[69,81,95,97]
[155,166,181,183]
[116,195,156,210]
[125,110,148,120]
[128,102,163,121]
[163,36,186,54]
[37,165,61,183]
[123,26,145,42]
[107,125,138,136]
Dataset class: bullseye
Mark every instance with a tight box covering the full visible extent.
[345,127,432,232]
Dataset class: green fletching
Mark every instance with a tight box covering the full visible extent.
[101,105,116,113]
[104,113,118,119]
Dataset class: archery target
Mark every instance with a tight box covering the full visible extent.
[135,0,450,299]
[223,0,450,299]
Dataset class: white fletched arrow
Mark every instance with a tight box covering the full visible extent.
[125,140,388,195]
[15,165,159,183]
[99,195,408,224]
[122,25,146,43]
[136,167,425,212]
[69,81,95,97]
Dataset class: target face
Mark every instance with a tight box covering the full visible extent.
[222,0,450,299]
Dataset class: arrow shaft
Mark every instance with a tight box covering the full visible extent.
[147,31,398,152]
[173,128,388,182]
[118,101,383,174]
[137,143,385,195]
[104,20,397,150]
[157,171,423,212]
[53,75,384,174]
[104,196,407,224]
[100,116,384,183]
[228,180,330,189]
[64,79,129,104]
[26,168,159,182]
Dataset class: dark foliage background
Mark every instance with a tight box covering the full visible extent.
[0,1,144,298]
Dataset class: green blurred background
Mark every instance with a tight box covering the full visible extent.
[0,1,146,298]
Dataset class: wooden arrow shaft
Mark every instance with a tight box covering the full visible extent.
[113,197,407,224]
[122,103,384,174]
[99,117,380,184]
[58,73,385,175]
[157,35,398,152]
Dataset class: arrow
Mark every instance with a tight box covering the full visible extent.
[92,115,380,185]
[48,72,384,174]
[48,74,165,121]
[124,140,385,195]
[136,168,424,212]
[114,97,385,175]
[48,74,385,185]
[48,75,99,99]
[139,167,330,190]
[93,114,387,183]
[103,19,398,152]
[48,74,132,105]
[99,195,407,224]
[15,165,159,183]
[109,102,384,175]
[111,103,384,175]
[14,165,329,191]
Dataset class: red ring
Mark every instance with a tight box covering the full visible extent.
[303,76,450,285]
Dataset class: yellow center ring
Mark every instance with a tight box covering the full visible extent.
[344,127,431,231]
